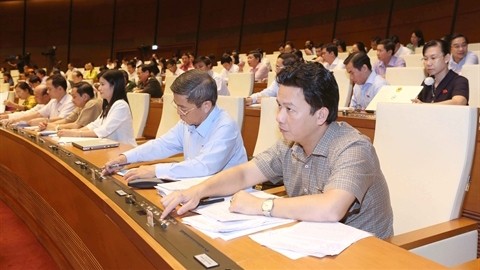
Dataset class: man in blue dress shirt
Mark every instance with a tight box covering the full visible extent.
[104,69,247,180]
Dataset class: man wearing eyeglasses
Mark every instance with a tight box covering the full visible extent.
[103,69,247,180]
[448,33,479,74]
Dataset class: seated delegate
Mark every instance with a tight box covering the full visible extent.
[103,69,247,180]
[414,39,468,105]
[57,70,136,146]
[161,62,394,240]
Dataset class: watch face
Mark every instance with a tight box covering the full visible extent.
[262,198,274,216]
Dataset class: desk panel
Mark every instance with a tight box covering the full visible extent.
[0,127,448,269]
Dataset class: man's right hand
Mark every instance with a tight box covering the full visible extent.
[102,155,128,176]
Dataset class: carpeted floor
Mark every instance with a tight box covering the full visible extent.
[0,199,59,270]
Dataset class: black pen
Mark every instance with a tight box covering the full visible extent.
[108,162,131,169]
[198,197,225,206]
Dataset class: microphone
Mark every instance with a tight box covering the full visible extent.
[424,76,435,102]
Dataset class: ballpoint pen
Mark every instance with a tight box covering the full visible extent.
[198,197,225,206]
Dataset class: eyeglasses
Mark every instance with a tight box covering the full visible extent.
[171,101,196,116]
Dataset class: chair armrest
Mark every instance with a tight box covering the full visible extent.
[263,186,287,197]
[386,217,478,250]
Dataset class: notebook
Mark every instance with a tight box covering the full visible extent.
[72,138,120,151]
[365,85,423,112]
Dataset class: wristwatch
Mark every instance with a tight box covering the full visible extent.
[261,198,275,217]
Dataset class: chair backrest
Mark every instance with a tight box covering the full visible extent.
[403,54,424,67]
[265,54,278,69]
[163,75,176,95]
[9,69,19,78]
[338,52,349,61]
[126,92,150,138]
[155,94,180,138]
[267,71,276,86]
[385,67,426,86]
[303,54,316,62]
[216,96,244,131]
[414,46,423,54]
[228,72,254,97]
[253,97,282,156]
[373,103,478,235]
[212,65,223,74]
[461,65,480,108]
[468,43,480,51]
[332,69,353,107]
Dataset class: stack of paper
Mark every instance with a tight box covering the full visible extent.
[183,191,294,241]
[249,221,372,259]
[154,176,211,196]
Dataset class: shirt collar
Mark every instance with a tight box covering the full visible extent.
[187,105,221,138]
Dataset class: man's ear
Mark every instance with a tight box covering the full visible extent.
[202,100,213,113]
[315,107,329,126]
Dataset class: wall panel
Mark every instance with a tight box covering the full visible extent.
[390,0,454,44]
[70,1,114,68]
[197,0,243,59]
[24,0,70,71]
[335,0,391,47]
[287,0,337,51]
[454,0,480,41]
[241,0,289,54]
[114,0,157,62]
[156,0,200,59]
[0,1,24,71]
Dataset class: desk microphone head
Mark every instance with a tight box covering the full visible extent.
[424,76,435,86]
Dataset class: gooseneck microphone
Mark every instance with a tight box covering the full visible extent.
[424,76,435,102]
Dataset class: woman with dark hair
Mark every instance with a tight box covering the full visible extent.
[57,70,136,146]
[4,82,36,111]
[407,30,425,53]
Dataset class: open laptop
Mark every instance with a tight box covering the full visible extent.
[365,85,423,112]
[72,138,120,151]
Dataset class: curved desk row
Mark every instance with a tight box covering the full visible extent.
[0,126,450,269]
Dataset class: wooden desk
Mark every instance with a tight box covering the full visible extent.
[253,82,267,93]
[0,127,448,269]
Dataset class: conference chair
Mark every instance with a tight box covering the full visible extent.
[216,96,244,131]
[338,52,349,61]
[462,65,480,108]
[228,72,254,97]
[267,71,276,86]
[385,67,426,86]
[332,69,353,107]
[469,43,480,51]
[212,65,223,74]
[414,46,424,54]
[163,75,176,95]
[252,97,282,157]
[126,92,150,139]
[403,54,424,67]
[303,54,316,62]
[265,54,278,70]
[373,103,478,267]
[155,94,180,138]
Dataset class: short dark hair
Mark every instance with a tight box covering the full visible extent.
[139,63,159,75]
[28,74,41,84]
[15,81,33,95]
[276,62,339,124]
[220,54,233,64]
[73,70,83,78]
[47,74,67,91]
[171,69,218,107]
[35,69,47,77]
[73,81,95,99]
[248,50,262,60]
[344,52,372,71]
[422,39,449,56]
[322,43,339,57]
[450,33,469,44]
[379,39,395,54]
[353,41,367,53]
[277,53,298,67]
[193,56,213,68]
[166,58,177,66]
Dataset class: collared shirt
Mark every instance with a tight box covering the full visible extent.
[373,56,406,77]
[7,104,45,120]
[219,64,239,81]
[323,57,345,71]
[449,51,479,74]
[64,98,103,127]
[38,93,75,119]
[394,45,412,58]
[209,70,230,96]
[253,122,394,239]
[123,106,247,179]
[251,62,269,82]
[86,99,136,146]
[250,80,279,104]
[350,71,388,110]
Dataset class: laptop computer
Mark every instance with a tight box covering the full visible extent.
[365,85,423,112]
[72,138,120,151]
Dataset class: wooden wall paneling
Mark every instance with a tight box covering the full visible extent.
[155,0,200,59]
[286,0,337,51]
[24,0,70,72]
[0,1,24,71]
[114,0,158,62]
[335,0,391,47]
[70,1,115,68]
[241,0,290,54]
[196,0,244,59]
[454,0,480,43]
[390,0,455,44]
